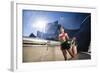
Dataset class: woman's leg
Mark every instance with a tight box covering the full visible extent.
[68,45,77,58]
[61,49,67,60]
[72,45,77,56]
[67,47,74,58]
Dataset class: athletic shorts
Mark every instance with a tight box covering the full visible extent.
[61,41,71,50]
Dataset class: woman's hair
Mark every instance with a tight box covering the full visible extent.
[58,25,65,34]
[60,26,64,32]
[60,26,64,29]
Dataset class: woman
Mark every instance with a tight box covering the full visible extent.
[59,26,77,60]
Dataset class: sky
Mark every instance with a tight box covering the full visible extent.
[23,10,90,36]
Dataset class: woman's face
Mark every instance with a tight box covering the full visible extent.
[60,27,64,33]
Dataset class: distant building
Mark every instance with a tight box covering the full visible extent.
[37,21,60,40]
[29,33,36,38]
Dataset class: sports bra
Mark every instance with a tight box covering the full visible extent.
[59,33,66,40]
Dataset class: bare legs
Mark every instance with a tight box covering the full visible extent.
[61,49,67,60]
[68,45,77,58]
[72,45,77,56]
[61,45,77,60]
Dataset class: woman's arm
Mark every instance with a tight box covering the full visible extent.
[65,33,69,40]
